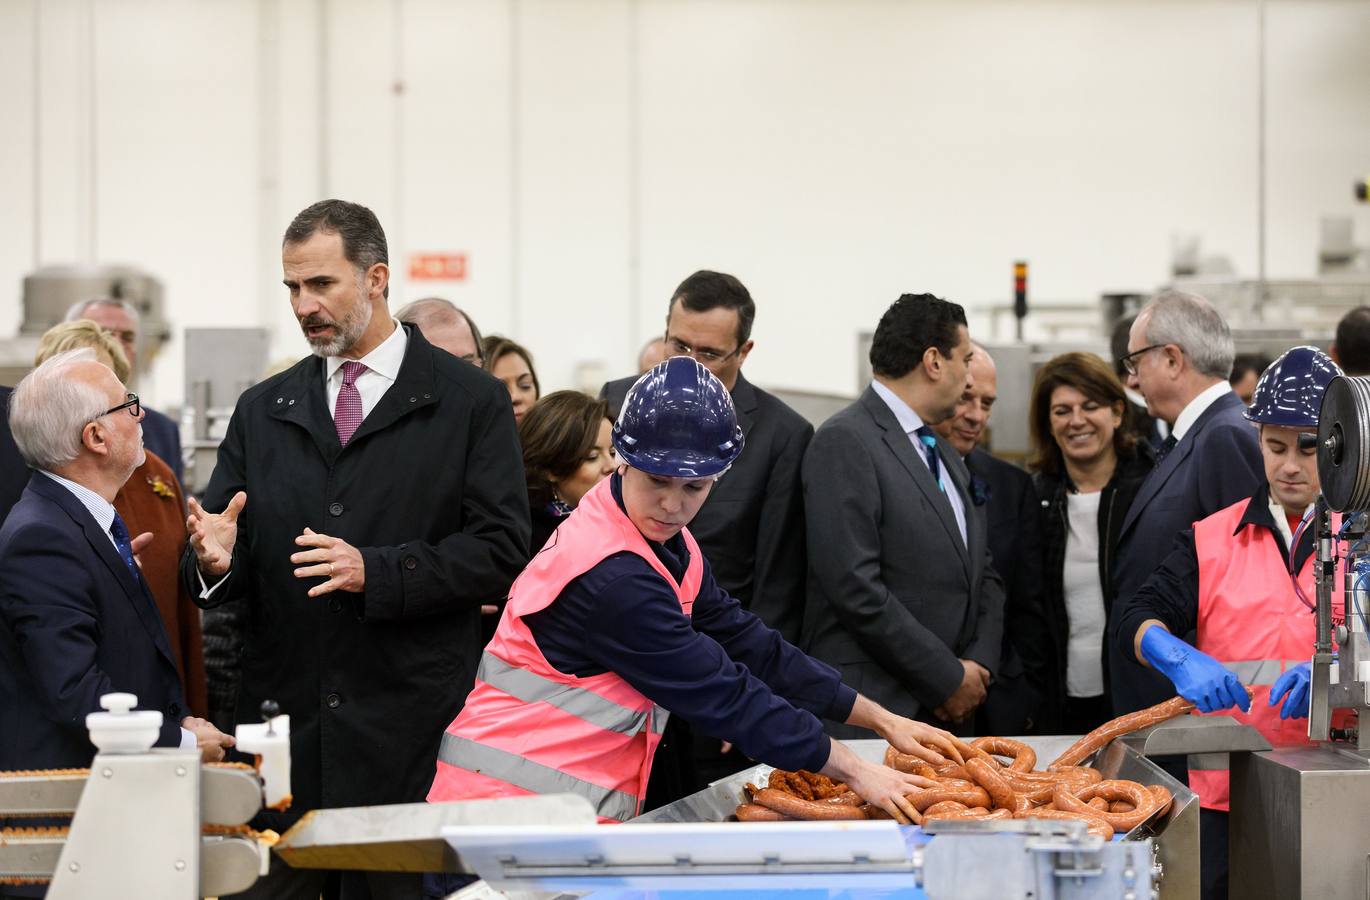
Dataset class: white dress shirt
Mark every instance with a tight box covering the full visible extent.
[1171,380,1236,443]
[870,380,968,547]
[40,471,196,747]
[324,318,408,418]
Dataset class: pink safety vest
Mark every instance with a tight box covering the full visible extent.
[1190,495,1319,812]
[426,477,703,823]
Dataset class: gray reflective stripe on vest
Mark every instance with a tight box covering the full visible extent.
[478,652,653,735]
[1227,659,1306,687]
[438,732,639,821]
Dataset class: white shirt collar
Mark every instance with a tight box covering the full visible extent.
[40,470,117,534]
[325,318,407,383]
[870,379,927,435]
[1171,380,1235,442]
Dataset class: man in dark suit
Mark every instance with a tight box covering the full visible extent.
[1108,289,1263,718]
[0,387,27,525]
[182,200,529,900]
[804,293,1006,737]
[933,344,1049,734]
[1111,315,1167,450]
[601,270,813,793]
[601,272,812,641]
[67,298,183,482]
[0,351,231,777]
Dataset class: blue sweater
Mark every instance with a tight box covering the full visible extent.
[525,475,856,773]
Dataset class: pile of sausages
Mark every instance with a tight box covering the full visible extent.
[733,695,1195,839]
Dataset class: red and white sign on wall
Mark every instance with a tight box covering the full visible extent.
[408,252,468,281]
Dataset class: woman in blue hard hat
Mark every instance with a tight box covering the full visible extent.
[428,357,958,827]
[1112,345,1340,900]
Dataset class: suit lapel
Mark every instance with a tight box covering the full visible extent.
[1119,391,1240,536]
[860,389,968,566]
[30,475,180,672]
[731,373,759,440]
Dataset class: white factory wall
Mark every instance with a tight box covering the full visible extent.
[2,0,1369,409]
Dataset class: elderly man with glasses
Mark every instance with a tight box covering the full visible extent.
[0,349,232,832]
[1104,290,1262,816]
[599,270,814,802]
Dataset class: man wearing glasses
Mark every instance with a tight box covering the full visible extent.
[1107,289,1262,721]
[600,270,814,796]
[0,350,232,807]
[65,298,184,484]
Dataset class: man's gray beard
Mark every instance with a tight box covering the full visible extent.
[306,289,374,358]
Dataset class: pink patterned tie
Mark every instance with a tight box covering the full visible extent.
[334,361,367,446]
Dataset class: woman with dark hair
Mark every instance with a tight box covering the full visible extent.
[1030,352,1154,734]
[483,335,540,424]
[520,391,617,553]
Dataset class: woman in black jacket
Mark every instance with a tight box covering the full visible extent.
[519,391,617,553]
[1030,352,1154,734]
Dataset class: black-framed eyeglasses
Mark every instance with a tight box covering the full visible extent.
[1119,344,1167,376]
[95,393,140,420]
[666,336,742,365]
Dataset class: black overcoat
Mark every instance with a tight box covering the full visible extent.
[182,325,530,822]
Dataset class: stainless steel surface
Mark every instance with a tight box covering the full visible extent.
[1118,715,1272,757]
[47,749,202,900]
[1231,745,1370,899]
[275,794,598,873]
[634,737,1199,900]
[201,764,265,826]
[0,770,86,817]
[921,822,1156,900]
[201,835,265,896]
[0,827,65,880]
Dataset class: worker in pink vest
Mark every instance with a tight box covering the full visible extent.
[1113,345,1340,900]
[428,357,959,830]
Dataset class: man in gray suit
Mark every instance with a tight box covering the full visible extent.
[804,293,1006,737]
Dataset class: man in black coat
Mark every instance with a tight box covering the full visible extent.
[601,270,812,793]
[182,200,529,900]
[933,345,1049,734]
[1109,290,1263,718]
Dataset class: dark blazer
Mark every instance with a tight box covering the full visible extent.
[602,371,813,641]
[1,473,187,772]
[965,449,1049,734]
[141,405,184,484]
[1107,389,1262,714]
[181,324,530,825]
[1033,447,1154,731]
[802,387,1006,735]
[0,387,29,527]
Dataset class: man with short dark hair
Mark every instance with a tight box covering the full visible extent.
[182,199,529,900]
[395,297,484,365]
[804,293,1006,736]
[66,298,183,482]
[933,345,1049,735]
[1332,305,1370,376]
[600,270,813,793]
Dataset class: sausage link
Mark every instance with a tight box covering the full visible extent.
[1049,696,1198,768]
[1109,801,1135,814]
[922,800,970,816]
[1088,797,1109,811]
[965,758,1017,810]
[736,803,790,821]
[908,785,992,812]
[1053,780,1157,831]
[970,737,1037,772]
[753,788,869,820]
[1014,808,1114,840]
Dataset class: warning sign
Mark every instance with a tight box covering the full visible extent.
[409,253,468,281]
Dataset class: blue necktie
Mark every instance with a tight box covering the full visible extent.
[109,513,139,578]
[915,425,944,492]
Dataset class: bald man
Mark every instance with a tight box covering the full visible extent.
[934,345,1050,734]
[395,297,484,366]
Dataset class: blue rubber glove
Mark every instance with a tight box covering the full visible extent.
[1139,625,1251,714]
[1268,663,1312,720]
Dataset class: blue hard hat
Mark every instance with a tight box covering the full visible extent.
[612,357,745,478]
[1245,345,1342,427]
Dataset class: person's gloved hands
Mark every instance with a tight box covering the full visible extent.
[1139,625,1251,713]
[1268,663,1312,720]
